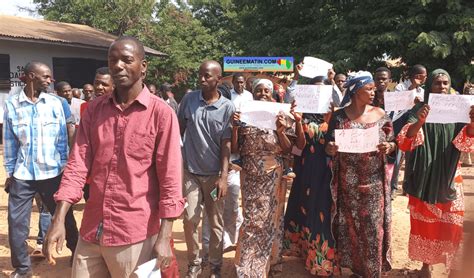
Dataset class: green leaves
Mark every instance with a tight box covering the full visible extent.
[32,0,474,92]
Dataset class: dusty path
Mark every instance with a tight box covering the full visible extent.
[0,151,472,277]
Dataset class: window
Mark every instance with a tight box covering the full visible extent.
[53,57,107,88]
[0,54,10,90]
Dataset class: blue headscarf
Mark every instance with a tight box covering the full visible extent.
[340,71,374,107]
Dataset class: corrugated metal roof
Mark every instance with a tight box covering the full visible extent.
[0,15,166,57]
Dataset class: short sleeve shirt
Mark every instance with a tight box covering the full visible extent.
[178,90,235,175]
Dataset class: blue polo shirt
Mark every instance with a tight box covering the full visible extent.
[178,90,235,175]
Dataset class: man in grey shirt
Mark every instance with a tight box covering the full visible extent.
[178,60,234,278]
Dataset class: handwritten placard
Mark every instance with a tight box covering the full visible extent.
[426,94,474,124]
[335,125,379,153]
[299,56,333,78]
[240,100,291,130]
[384,90,416,111]
[294,85,333,113]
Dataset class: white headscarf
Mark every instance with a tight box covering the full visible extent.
[252,78,273,93]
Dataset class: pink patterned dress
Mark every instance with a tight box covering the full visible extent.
[327,110,393,277]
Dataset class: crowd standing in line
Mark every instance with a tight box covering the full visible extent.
[2,35,472,278]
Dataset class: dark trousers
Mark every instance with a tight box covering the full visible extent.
[8,174,79,273]
[34,193,52,245]
[390,149,403,191]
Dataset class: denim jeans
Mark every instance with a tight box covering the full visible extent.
[34,193,51,245]
[8,175,79,273]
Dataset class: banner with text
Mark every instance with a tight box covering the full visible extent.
[224,57,294,72]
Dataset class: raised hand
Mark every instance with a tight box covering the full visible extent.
[416,104,430,124]
[290,100,302,123]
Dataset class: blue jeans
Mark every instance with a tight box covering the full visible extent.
[8,175,78,273]
[34,193,51,245]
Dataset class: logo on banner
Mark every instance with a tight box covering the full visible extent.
[223,57,294,72]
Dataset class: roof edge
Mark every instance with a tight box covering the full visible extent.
[0,35,168,57]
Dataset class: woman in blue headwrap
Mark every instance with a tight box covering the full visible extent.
[325,71,395,277]
[397,69,474,277]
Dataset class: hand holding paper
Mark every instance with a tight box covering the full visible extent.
[384,90,417,111]
[416,104,430,125]
[298,57,333,79]
[240,100,291,130]
[293,85,333,114]
[335,126,379,153]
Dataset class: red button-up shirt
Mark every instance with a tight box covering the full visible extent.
[55,86,185,246]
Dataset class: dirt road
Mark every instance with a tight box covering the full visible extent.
[0,153,472,277]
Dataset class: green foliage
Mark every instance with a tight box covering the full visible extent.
[145,3,225,94]
[34,0,155,36]
[32,0,474,91]
[33,0,225,97]
[232,0,474,89]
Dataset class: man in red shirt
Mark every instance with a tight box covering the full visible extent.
[44,36,184,277]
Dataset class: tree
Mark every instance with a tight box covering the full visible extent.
[32,0,224,97]
[232,0,474,89]
[145,3,226,93]
[33,0,155,36]
[189,0,242,57]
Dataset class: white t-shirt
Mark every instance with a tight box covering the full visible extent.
[70,97,85,125]
[392,80,425,122]
[229,88,253,181]
[230,88,253,111]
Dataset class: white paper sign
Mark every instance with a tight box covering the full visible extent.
[240,100,291,130]
[299,56,333,79]
[426,94,474,124]
[384,90,416,112]
[335,125,379,153]
[294,85,333,113]
[134,259,161,278]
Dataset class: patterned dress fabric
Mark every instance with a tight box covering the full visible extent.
[398,124,474,269]
[235,126,287,277]
[327,110,393,277]
[283,114,337,276]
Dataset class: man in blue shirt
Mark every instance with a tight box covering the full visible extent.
[3,62,78,278]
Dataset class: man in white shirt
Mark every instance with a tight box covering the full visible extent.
[395,64,427,97]
[391,64,427,198]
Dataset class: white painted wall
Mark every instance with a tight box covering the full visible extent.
[0,40,108,122]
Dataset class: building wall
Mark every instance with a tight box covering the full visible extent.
[0,40,108,122]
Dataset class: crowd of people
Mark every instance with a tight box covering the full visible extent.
[2,36,473,278]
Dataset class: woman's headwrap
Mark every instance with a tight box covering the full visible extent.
[252,78,273,93]
[340,71,374,106]
[423,68,451,103]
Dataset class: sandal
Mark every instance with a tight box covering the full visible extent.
[30,244,45,258]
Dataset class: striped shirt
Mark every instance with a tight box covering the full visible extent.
[3,90,68,180]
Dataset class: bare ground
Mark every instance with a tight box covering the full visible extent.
[0,152,472,277]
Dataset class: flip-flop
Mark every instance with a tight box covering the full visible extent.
[30,246,45,258]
